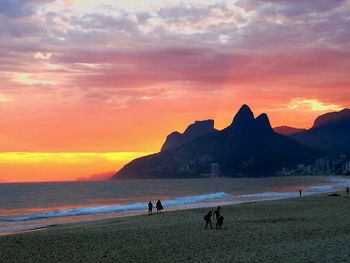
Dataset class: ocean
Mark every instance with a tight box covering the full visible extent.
[0,176,349,236]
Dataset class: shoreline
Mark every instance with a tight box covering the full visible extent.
[1,176,349,237]
[1,174,347,184]
[0,188,346,237]
[1,192,350,262]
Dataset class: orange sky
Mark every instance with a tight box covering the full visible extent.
[0,0,349,182]
[0,152,151,182]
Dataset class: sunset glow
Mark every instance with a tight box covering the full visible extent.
[0,152,151,182]
[0,0,349,182]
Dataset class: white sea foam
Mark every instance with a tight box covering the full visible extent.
[238,191,297,201]
[6,192,229,222]
[308,185,335,192]
[307,177,350,193]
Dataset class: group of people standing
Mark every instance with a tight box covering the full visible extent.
[148,200,163,214]
[204,206,224,229]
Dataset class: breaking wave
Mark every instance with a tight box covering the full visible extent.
[6,192,229,222]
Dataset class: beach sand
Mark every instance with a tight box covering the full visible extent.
[1,193,349,263]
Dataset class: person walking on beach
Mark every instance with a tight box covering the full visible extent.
[204,211,213,229]
[148,201,153,215]
[299,189,302,197]
[213,206,222,229]
[156,200,163,213]
[217,215,224,229]
[346,187,349,196]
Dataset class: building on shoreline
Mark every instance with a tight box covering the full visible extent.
[276,154,350,176]
[211,163,220,176]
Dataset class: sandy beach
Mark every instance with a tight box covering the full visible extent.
[1,192,349,263]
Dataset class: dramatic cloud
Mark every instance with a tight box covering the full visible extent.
[0,0,349,154]
[288,98,343,112]
[0,0,53,17]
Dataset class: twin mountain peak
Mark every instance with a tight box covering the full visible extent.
[113,104,350,179]
[162,104,272,152]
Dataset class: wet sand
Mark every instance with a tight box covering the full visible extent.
[1,192,350,263]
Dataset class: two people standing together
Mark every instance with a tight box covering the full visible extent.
[148,201,224,229]
[148,200,164,215]
[204,206,224,229]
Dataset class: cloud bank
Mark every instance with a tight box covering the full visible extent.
[0,0,349,151]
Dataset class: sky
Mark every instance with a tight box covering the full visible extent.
[0,0,349,182]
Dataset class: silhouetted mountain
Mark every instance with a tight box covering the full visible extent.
[77,171,114,181]
[161,120,217,151]
[292,109,350,154]
[113,105,320,179]
[313,109,350,128]
[274,126,306,136]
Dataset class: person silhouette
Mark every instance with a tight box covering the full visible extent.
[156,200,163,213]
[204,211,213,229]
[148,201,153,215]
[346,187,349,196]
[213,206,221,229]
[217,215,224,229]
[299,189,302,197]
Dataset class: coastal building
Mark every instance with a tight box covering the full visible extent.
[211,163,220,176]
[314,158,328,175]
[297,164,305,170]
[306,165,313,174]
[281,167,289,176]
[276,154,350,176]
[344,161,350,175]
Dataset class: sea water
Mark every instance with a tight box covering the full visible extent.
[0,176,349,236]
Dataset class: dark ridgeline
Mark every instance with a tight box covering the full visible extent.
[161,120,218,151]
[274,126,307,136]
[291,109,350,155]
[112,104,321,179]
